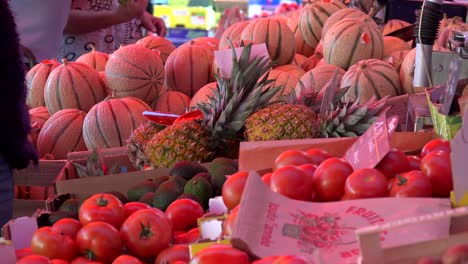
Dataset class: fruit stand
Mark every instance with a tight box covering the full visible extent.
[3,0,468,263]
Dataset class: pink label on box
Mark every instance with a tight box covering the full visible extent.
[344,113,399,170]
[214,43,270,79]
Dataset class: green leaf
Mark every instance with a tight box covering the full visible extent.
[72,162,89,178]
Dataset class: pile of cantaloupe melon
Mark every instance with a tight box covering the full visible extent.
[25,1,468,161]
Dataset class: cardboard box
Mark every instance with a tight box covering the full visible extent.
[13,160,72,218]
[67,146,136,173]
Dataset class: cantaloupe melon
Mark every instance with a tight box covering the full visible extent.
[37,109,87,159]
[296,64,345,96]
[436,18,468,48]
[381,19,411,36]
[399,48,420,94]
[189,82,217,108]
[322,8,367,40]
[152,91,191,115]
[76,46,109,72]
[105,44,165,105]
[136,35,176,64]
[26,59,60,108]
[83,97,151,150]
[44,60,107,114]
[383,36,411,58]
[298,0,346,49]
[384,50,410,72]
[261,69,300,102]
[287,17,315,57]
[274,64,306,80]
[292,53,308,68]
[29,106,51,148]
[342,59,401,103]
[240,17,296,66]
[165,43,214,97]
[218,21,250,50]
[323,17,383,70]
[179,37,219,51]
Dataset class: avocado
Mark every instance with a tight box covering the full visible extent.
[127,180,158,202]
[104,191,129,204]
[208,157,238,194]
[171,175,188,189]
[169,161,208,181]
[48,211,77,225]
[177,193,203,207]
[139,192,155,206]
[152,179,183,211]
[184,175,213,209]
[57,198,81,218]
[153,175,170,186]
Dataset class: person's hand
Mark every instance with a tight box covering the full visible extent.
[115,0,149,22]
[141,11,167,37]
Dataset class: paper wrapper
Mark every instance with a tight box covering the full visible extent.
[231,172,451,264]
[450,107,468,206]
[239,132,435,172]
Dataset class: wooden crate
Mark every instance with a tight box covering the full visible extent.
[357,207,468,264]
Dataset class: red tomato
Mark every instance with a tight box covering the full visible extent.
[123,202,151,218]
[305,148,333,166]
[313,158,353,202]
[170,262,188,264]
[388,171,433,198]
[223,205,239,238]
[262,172,273,187]
[17,255,51,264]
[421,139,451,158]
[343,168,388,199]
[51,260,68,264]
[270,166,310,201]
[407,155,422,171]
[154,245,190,264]
[190,244,249,264]
[298,163,317,199]
[252,255,308,264]
[416,257,441,264]
[70,257,103,264]
[420,151,453,197]
[173,228,200,244]
[120,208,172,258]
[76,222,123,263]
[16,247,34,260]
[166,199,204,232]
[52,218,82,240]
[442,244,468,264]
[375,149,410,180]
[222,171,249,210]
[79,194,126,229]
[273,150,313,171]
[112,255,143,264]
[31,226,79,261]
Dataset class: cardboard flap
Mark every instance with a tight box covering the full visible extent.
[8,217,38,250]
[214,43,270,78]
[451,107,468,204]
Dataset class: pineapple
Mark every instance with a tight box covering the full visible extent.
[144,43,281,168]
[244,72,389,141]
[127,122,165,170]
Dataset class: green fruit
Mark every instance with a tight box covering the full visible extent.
[139,192,155,206]
[48,211,76,225]
[171,175,188,189]
[176,193,203,207]
[193,172,212,183]
[208,158,238,193]
[153,180,183,211]
[184,176,213,209]
[104,191,129,204]
[127,180,158,202]
[58,198,80,218]
[153,175,170,186]
[169,161,208,181]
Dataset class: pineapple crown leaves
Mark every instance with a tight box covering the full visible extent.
[71,150,121,177]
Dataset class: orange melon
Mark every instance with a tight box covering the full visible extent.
[274,64,306,80]
[218,21,251,50]
[316,58,327,68]
[298,0,346,49]
[37,109,87,159]
[29,106,51,148]
[341,59,401,103]
[152,91,191,115]
[399,48,421,94]
[323,17,383,70]
[296,64,345,96]
[287,17,315,57]
[383,36,411,58]
[384,50,410,72]
[189,82,217,108]
[165,43,214,97]
[292,53,308,67]
[83,97,151,150]
[76,46,109,72]
[44,60,107,114]
[262,70,300,102]
[437,18,468,48]
[240,17,296,66]
[381,19,411,36]
[439,15,464,35]
[136,35,176,64]
[105,44,165,105]
[26,59,60,108]
[322,8,367,40]
[179,37,219,51]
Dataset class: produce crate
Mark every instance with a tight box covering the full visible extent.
[13,160,73,218]
[67,146,135,173]
[357,207,468,264]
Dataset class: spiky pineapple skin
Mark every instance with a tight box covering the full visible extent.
[244,104,320,141]
[127,122,164,170]
[145,120,214,168]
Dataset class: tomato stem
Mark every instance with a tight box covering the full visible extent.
[84,250,97,261]
[97,195,109,207]
[140,222,153,239]
[396,174,407,186]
